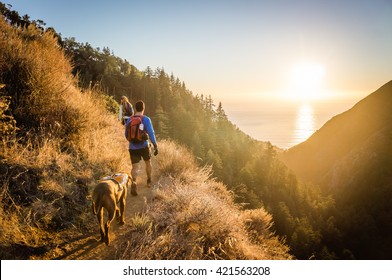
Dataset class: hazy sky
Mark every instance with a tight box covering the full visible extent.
[5,0,392,106]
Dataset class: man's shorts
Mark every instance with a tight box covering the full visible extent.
[129,146,151,164]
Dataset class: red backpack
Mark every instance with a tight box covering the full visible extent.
[126,115,149,143]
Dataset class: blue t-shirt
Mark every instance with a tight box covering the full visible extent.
[125,115,157,150]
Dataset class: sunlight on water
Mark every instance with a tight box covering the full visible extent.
[225,98,357,149]
[291,104,315,146]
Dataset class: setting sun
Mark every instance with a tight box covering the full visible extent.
[288,62,326,101]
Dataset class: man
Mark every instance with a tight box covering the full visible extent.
[124,100,158,196]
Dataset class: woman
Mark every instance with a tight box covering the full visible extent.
[119,96,134,125]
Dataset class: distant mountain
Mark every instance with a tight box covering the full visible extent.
[282,80,392,259]
[282,80,392,184]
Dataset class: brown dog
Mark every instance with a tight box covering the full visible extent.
[92,173,130,245]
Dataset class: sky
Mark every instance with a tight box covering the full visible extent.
[4,0,392,141]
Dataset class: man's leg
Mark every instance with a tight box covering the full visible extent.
[130,163,138,196]
[145,159,152,187]
[130,163,140,195]
[131,162,138,182]
[129,148,141,196]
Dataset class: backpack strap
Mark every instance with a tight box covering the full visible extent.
[131,115,144,122]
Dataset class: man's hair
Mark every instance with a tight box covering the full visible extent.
[135,100,145,112]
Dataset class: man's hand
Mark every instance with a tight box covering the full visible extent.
[153,145,158,156]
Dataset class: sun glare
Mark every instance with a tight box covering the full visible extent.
[288,62,326,101]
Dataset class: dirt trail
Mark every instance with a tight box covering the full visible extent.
[45,172,155,260]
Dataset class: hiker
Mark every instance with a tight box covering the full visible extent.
[119,96,134,125]
[124,100,158,196]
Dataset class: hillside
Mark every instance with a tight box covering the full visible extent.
[0,14,291,260]
[282,81,392,259]
[282,80,392,184]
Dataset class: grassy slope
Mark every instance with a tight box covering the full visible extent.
[282,80,392,184]
[0,17,130,259]
[0,18,291,260]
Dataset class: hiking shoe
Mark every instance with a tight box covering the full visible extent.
[131,181,138,196]
[147,178,152,188]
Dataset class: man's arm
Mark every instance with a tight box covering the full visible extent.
[144,117,158,155]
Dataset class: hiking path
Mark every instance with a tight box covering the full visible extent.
[41,172,155,260]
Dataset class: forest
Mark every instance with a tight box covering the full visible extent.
[2,3,389,260]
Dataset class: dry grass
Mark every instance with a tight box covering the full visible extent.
[119,140,292,260]
[0,17,130,259]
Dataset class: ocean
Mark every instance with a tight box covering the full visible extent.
[225,100,357,150]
